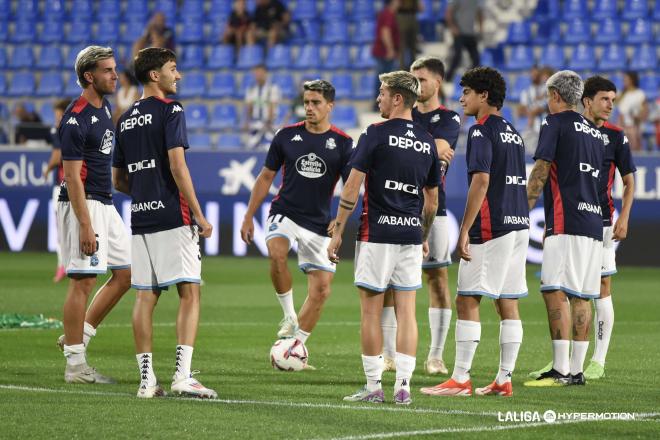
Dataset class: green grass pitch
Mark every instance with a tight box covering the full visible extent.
[1,252,658,439]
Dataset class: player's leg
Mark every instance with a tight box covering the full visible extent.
[52,185,65,282]
[62,274,97,374]
[381,288,396,371]
[568,296,591,385]
[265,216,297,337]
[133,288,165,398]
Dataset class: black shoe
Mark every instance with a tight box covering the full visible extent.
[523,368,570,387]
[569,372,586,385]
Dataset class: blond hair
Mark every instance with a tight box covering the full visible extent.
[75,46,114,87]
[379,71,420,108]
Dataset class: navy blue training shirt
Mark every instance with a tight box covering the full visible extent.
[599,121,636,226]
[113,96,192,235]
[265,122,353,236]
[466,114,530,244]
[351,118,441,245]
[533,111,605,241]
[412,105,461,216]
[58,96,115,204]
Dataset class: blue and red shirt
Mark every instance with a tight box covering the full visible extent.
[58,96,115,204]
[265,122,353,236]
[412,105,461,216]
[466,114,529,244]
[351,118,441,245]
[533,111,605,241]
[599,122,636,226]
[113,96,192,235]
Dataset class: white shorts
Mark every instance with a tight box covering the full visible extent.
[57,200,131,275]
[422,216,451,269]
[601,226,617,277]
[265,214,335,273]
[354,242,423,292]
[541,234,602,299]
[457,230,529,299]
[131,225,202,290]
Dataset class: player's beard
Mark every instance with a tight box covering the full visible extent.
[92,78,116,97]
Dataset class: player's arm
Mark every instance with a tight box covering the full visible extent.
[526,159,551,210]
[457,172,489,261]
[168,147,212,238]
[613,172,635,241]
[63,160,96,256]
[422,186,439,241]
[435,138,454,165]
[44,148,61,175]
[327,168,365,264]
[111,167,130,195]
[240,167,277,244]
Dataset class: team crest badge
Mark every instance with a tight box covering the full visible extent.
[430,114,440,123]
[90,255,99,267]
[99,129,114,155]
[269,223,278,232]
[325,138,336,149]
[602,134,609,146]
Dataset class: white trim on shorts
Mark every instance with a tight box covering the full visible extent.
[422,216,452,269]
[601,225,617,277]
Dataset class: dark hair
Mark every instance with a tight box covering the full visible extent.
[410,56,445,79]
[582,76,617,104]
[303,79,335,102]
[624,71,639,88]
[54,98,72,112]
[134,47,177,85]
[459,67,506,110]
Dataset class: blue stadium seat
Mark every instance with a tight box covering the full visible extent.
[0,18,7,42]
[332,105,357,128]
[323,45,350,70]
[71,0,93,21]
[539,44,565,70]
[185,104,209,130]
[625,19,652,44]
[11,19,36,43]
[153,0,177,21]
[209,103,238,130]
[274,103,290,126]
[504,45,535,71]
[533,0,560,20]
[236,44,264,69]
[36,72,64,96]
[352,45,376,69]
[622,0,649,20]
[65,45,85,69]
[532,19,561,44]
[501,106,515,124]
[179,45,205,70]
[9,46,34,69]
[509,75,532,102]
[217,133,243,150]
[639,74,658,100]
[36,46,63,70]
[178,72,206,98]
[322,0,346,20]
[206,20,227,43]
[64,74,81,96]
[591,0,618,19]
[0,47,6,70]
[44,0,65,19]
[352,19,375,44]
[629,44,657,71]
[0,73,6,96]
[563,18,591,44]
[207,45,234,69]
[322,19,349,44]
[66,20,92,44]
[507,21,532,44]
[561,0,587,19]
[39,102,56,125]
[208,72,236,99]
[272,72,295,99]
[290,19,320,44]
[178,17,205,44]
[97,0,121,19]
[352,0,374,20]
[0,0,9,18]
[417,0,436,21]
[331,73,353,100]
[8,72,35,96]
[179,0,204,20]
[568,44,596,70]
[95,18,120,45]
[597,44,627,71]
[654,1,660,20]
[188,133,212,149]
[293,44,321,70]
[593,18,621,44]
[239,71,255,98]
[293,0,317,20]
[266,44,291,70]
[38,20,64,44]
[607,72,624,92]
[208,0,232,20]
[121,18,147,44]
[14,0,38,20]
[354,73,376,100]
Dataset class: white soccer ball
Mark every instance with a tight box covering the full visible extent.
[270,338,308,371]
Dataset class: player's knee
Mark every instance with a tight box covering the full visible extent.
[311,283,331,303]
[112,269,131,291]
[269,252,288,269]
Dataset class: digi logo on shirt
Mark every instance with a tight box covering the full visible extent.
[295,153,327,178]
[128,159,156,173]
[384,179,419,195]
[579,162,600,178]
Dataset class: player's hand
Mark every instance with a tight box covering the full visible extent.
[196,216,213,239]
[240,216,254,244]
[327,218,336,238]
[458,229,471,261]
[327,235,342,264]
[422,241,430,258]
[612,217,628,241]
[79,224,97,257]
[439,148,454,164]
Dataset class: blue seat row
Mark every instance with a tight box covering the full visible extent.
[534,0,660,21]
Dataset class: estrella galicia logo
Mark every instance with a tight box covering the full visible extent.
[269,223,278,232]
[90,255,99,267]
[295,152,327,178]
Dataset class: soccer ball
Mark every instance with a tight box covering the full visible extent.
[270,338,308,371]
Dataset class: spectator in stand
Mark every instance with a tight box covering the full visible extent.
[248,0,290,48]
[132,12,175,58]
[243,64,282,150]
[13,103,42,144]
[445,0,483,82]
[397,0,422,70]
[372,0,400,109]
[652,97,660,150]
[223,0,253,53]
[518,66,554,152]
[113,71,140,124]
[617,71,648,151]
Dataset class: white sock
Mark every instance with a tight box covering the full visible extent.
[381,306,397,359]
[295,328,310,344]
[137,353,157,386]
[551,340,570,376]
[592,296,614,365]
[82,321,96,347]
[394,352,415,390]
[174,345,194,379]
[276,289,297,319]
[496,319,523,384]
[570,341,589,375]
[428,308,452,360]
[63,343,86,366]
[452,320,480,383]
[361,354,384,391]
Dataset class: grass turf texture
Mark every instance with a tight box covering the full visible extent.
[0,252,658,439]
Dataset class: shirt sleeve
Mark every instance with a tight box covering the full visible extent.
[431,112,461,149]
[350,126,377,173]
[264,131,284,171]
[59,116,86,160]
[533,115,559,162]
[466,127,493,174]
[112,122,125,168]
[425,136,441,187]
[165,102,189,150]
[615,131,637,176]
